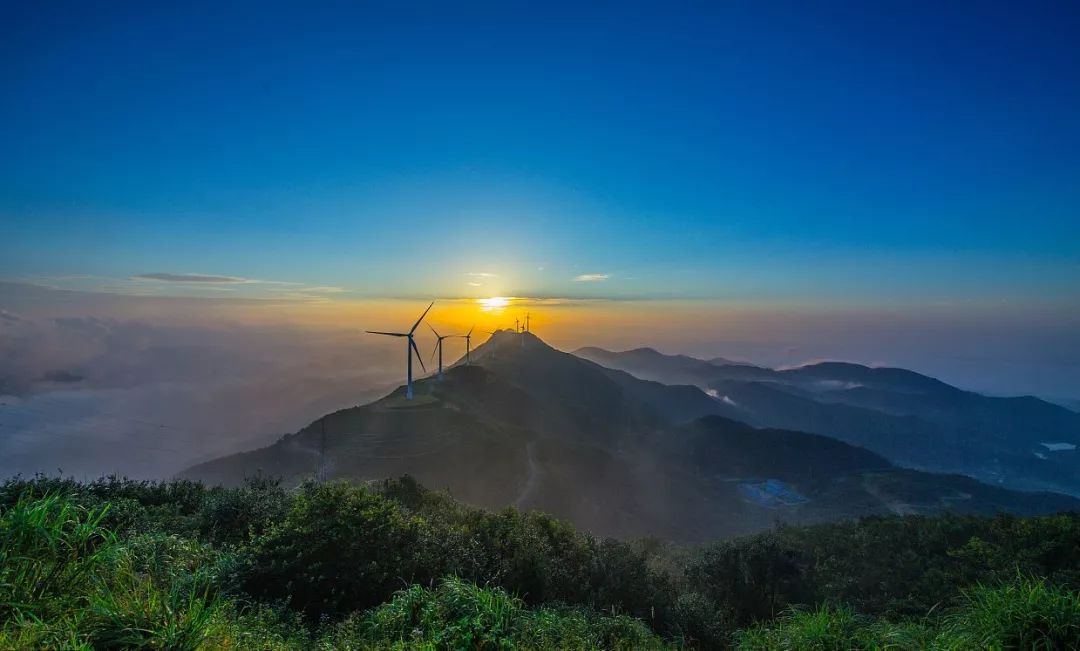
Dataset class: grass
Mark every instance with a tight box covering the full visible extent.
[0,491,231,649]
[935,577,1080,650]
[0,493,115,621]
[736,578,1080,651]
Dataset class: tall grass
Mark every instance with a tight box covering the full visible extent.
[935,576,1080,650]
[0,491,230,649]
[736,579,1080,651]
[0,492,115,621]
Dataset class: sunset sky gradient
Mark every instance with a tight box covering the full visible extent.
[2,1,1079,401]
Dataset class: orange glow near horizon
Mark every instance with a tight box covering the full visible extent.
[477,296,511,311]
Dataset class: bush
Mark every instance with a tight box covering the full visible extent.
[241,480,429,619]
[670,591,730,649]
[324,576,668,650]
[198,476,289,546]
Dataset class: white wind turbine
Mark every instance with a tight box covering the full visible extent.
[428,323,454,379]
[365,301,433,400]
[483,327,504,359]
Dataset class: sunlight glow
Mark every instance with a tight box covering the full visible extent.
[478,296,511,311]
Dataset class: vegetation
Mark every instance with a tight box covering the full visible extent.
[2,473,1079,649]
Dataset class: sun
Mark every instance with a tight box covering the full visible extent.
[478,296,510,311]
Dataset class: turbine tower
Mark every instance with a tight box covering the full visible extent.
[365,301,433,400]
[459,325,475,365]
[428,323,453,379]
[483,328,501,359]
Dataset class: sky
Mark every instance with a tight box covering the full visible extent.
[2,0,1080,463]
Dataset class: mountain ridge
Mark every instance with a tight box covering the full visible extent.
[182,333,1080,541]
[574,346,1080,496]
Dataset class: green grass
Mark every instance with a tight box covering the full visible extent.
[0,492,115,620]
[935,577,1080,650]
[736,579,1080,651]
[0,491,232,649]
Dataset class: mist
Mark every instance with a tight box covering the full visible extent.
[3,278,1078,482]
[0,304,401,479]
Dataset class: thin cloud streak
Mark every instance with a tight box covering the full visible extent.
[573,273,610,282]
[133,273,253,284]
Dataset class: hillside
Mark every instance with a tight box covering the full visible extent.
[182,332,1079,541]
[574,346,1080,496]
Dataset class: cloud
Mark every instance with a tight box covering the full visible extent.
[705,389,738,407]
[467,282,482,287]
[0,313,403,479]
[466,272,498,278]
[133,273,252,284]
[573,273,610,282]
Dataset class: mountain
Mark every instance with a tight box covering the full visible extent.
[574,346,772,386]
[182,332,1079,541]
[574,347,1080,496]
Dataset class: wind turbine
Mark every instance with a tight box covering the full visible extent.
[365,301,433,400]
[483,327,502,359]
[524,313,531,333]
[457,325,475,365]
[428,323,453,378]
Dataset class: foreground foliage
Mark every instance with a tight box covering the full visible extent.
[736,578,1080,650]
[2,474,1080,649]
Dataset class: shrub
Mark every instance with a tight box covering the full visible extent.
[324,576,668,650]
[241,480,429,619]
[670,591,730,649]
[198,476,289,546]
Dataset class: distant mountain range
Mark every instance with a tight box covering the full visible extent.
[576,346,1080,497]
[182,332,1079,541]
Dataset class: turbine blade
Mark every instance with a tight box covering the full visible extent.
[411,337,427,372]
[427,322,441,338]
[409,301,435,334]
[467,325,475,336]
[430,339,439,363]
[366,330,407,337]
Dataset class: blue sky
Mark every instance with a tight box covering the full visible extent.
[2,0,1079,304]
